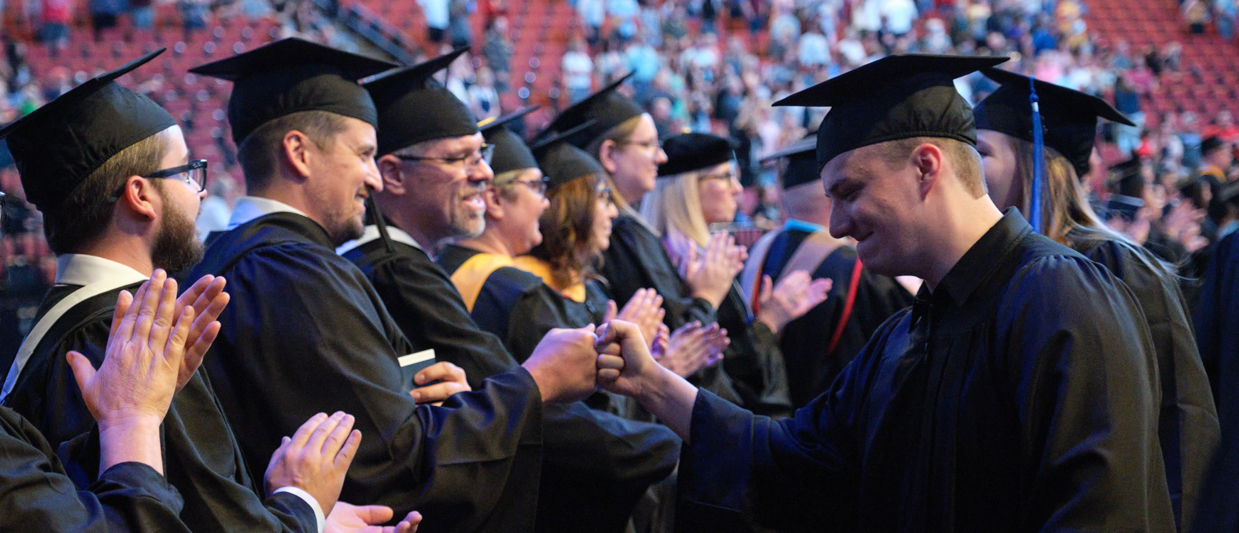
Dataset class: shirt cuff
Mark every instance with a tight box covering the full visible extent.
[274,486,326,533]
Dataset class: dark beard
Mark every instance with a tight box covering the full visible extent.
[151,200,204,274]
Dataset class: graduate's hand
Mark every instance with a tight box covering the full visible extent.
[614,288,665,350]
[325,502,422,533]
[594,320,659,398]
[522,326,606,404]
[684,233,744,309]
[410,362,471,405]
[653,321,730,377]
[68,270,193,475]
[264,412,362,516]
[169,275,229,392]
[596,320,698,441]
[755,271,832,334]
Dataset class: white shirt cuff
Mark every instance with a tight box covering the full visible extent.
[273,486,326,533]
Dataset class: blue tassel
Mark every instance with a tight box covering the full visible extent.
[1028,77,1046,234]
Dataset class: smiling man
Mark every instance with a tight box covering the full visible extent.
[595,54,1175,532]
[186,39,609,531]
[338,55,678,533]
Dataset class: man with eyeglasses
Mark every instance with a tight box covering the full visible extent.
[337,52,678,532]
[186,40,616,531]
[0,48,432,533]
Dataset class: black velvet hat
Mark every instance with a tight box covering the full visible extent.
[189,38,398,145]
[539,73,643,149]
[0,48,176,213]
[975,68,1135,177]
[657,133,735,178]
[773,54,1008,172]
[760,134,819,189]
[531,121,604,190]
[480,106,540,176]
[362,47,479,156]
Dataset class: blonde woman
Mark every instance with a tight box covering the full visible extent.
[975,68,1218,530]
[642,133,832,417]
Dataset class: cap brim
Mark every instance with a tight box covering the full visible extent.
[361,46,470,93]
[981,67,1136,127]
[190,37,398,81]
[480,105,540,133]
[760,135,817,163]
[774,54,1008,108]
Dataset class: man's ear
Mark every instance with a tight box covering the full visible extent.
[116,176,159,222]
[912,143,944,199]
[482,186,505,220]
[377,154,406,195]
[280,130,315,181]
[598,139,620,175]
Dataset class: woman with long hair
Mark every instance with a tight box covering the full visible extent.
[975,68,1218,531]
[537,75,745,343]
[641,133,831,416]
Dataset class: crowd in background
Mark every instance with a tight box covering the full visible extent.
[2,0,1238,351]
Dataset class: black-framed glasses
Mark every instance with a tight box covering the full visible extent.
[510,176,550,196]
[395,143,495,169]
[108,159,209,202]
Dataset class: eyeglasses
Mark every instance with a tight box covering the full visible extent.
[697,169,738,183]
[510,176,550,196]
[596,187,614,206]
[395,143,495,169]
[108,159,209,202]
[618,138,662,152]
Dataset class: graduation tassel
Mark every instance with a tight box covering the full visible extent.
[366,195,397,254]
[1028,77,1047,234]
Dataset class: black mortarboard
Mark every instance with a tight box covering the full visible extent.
[480,106,539,176]
[531,121,604,191]
[1109,158,1146,198]
[760,134,819,189]
[189,38,397,145]
[540,73,643,149]
[658,133,735,178]
[362,47,478,156]
[1104,194,1143,222]
[975,68,1134,177]
[774,54,1008,172]
[1202,135,1229,156]
[0,49,176,213]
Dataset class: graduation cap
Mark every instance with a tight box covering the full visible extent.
[540,73,643,149]
[1104,194,1143,222]
[773,54,1008,173]
[480,106,540,176]
[760,134,819,189]
[1201,135,1230,156]
[0,48,176,213]
[975,68,1134,177]
[658,133,734,178]
[531,120,604,191]
[362,47,478,156]
[189,38,398,145]
[1109,158,1146,198]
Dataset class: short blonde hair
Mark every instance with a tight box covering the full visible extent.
[876,137,986,198]
[587,114,645,212]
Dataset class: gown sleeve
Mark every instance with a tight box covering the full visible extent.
[205,243,545,531]
[997,255,1172,531]
[0,407,191,533]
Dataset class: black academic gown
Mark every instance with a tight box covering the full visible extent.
[757,229,915,408]
[675,210,1174,532]
[342,234,679,533]
[1077,236,1219,530]
[0,406,191,532]
[190,212,544,532]
[3,284,319,532]
[602,214,715,331]
[714,286,792,418]
[599,216,742,405]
